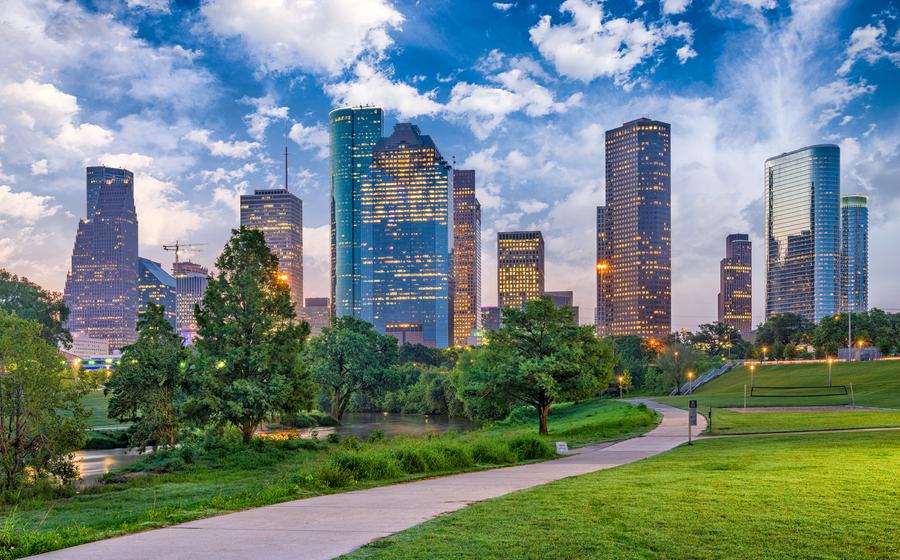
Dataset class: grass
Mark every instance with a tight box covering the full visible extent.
[0,399,657,559]
[344,430,900,560]
[80,390,123,429]
[657,360,900,433]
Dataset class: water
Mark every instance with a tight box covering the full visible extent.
[74,413,475,484]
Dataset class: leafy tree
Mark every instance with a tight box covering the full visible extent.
[656,343,699,395]
[611,335,656,389]
[689,322,745,357]
[459,299,616,435]
[105,303,187,449]
[755,313,814,349]
[0,269,71,348]
[0,311,88,491]
[304,316,399,421]
[187,227,313,443]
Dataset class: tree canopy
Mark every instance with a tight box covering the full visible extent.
[0,269,71,348]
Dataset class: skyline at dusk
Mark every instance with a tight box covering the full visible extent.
[1,0,899,330]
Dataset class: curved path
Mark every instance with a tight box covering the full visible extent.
[30,401,702,560]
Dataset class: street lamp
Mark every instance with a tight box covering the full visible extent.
[749,364,755,388]
[687,371,694,394]
[617,375,624,398]
[596,261,609,336]
[827,357,833,387]
[761,346,768,362]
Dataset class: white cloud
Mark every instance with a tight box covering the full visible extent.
[325,62,442,119]
[243,95,290,140]
[837,22,900,76]
[493,2,515,10]
[811,78,876,126]
[663,0,691,15]
[0,185,60,223]
[289,122,330,159]
[518,199,550,213]
[202,0,404,74]
[529,0,696,86]
[98,153,156,172]
[30,159,48,176]
[184,129,259,158]
[127,0,171,13]
[135,174,207,245]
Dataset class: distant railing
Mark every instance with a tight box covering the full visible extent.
[670,361,735,396]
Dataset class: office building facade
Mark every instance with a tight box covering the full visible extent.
[544,290,579,323]
[765,145,840,323]
[717,234,752,335]
[497,231,544,309]
[302,297,331,337]
[330,106,384,318]
[138,257,177,328]
[240,189,303,315]
[601,118,672,339]
[595,205,610,335]
[64,166,139,350]
[481,306,501,332]
[841,194,868,313]
[173,261,208,343]
[451,169,482,346]
[361,123,453,348]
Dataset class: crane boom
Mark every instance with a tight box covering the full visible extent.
[162,241,208,265]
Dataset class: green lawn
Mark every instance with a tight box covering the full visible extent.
[80,390,123,429]
[345,430,900,560]
[657,360,900,433]
[1,399,657,559]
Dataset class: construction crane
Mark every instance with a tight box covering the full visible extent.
[162,241,207,266]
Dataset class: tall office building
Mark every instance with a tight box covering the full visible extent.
[497,231,544,309]
[361,123,453,348]
[240,172,303,316]
[173,261,208,342]
[601,118,671,339]
[544,290,579,323]
[841,194,868,313]
[302,297,331,337]
[717,234,752,335]
[451,169,482,346]
[595,205,610,335]
[481,306,501,332]
[330,106,384,318]
[64,166,139,350]
[765,145,840,323]
[138,257,177,328]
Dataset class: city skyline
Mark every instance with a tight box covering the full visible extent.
[2,0,899,330]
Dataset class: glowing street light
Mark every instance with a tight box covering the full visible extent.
[827,357,834,387]
[617,374,624,398]
[596,261,609,336]
[749,364,755,388]
[761,346,768,361]
[686,371,695,394]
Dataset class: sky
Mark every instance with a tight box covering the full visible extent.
[0,0,898,330]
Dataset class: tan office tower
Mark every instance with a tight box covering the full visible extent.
[497,231,544,309]
[451,169,481,346]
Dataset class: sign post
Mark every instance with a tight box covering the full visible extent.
[688,400,698,445]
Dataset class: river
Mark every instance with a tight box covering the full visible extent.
[74,413,474,485]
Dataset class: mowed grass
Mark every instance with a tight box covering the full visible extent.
[1,400,656,559]
[658,360,900,433]
[80,390,124,428]
[344,430,900,560]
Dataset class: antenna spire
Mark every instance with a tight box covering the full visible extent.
[284,143,289,191]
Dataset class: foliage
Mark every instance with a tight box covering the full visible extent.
[371,364,465,416]
[82,430,129,450]
[610,335,658,390]
[754,313,815,351]
[303,316,399,421]
[0,312,88,494]
[655,342,699,394]
[813,309,900,356]
[104,303,187,450]
[458,298,616,435]
[689,322,750,358]
[0,270,71,349]
[398,344,458,368]
[187,227,313,442]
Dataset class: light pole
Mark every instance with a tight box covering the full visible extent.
[617,375,624,398]
[596,261,608,336]
[761,346,768,362]
[749,364,755,389]
[827,357,833,387]
[687,371,694,394]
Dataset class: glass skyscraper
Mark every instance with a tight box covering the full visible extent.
[173,261,208,343]
[451,169,481,346]
[64,166,139,350]
[497,231,544,309]
[330,106,384,318]
[601,118,671,339]
[240,188,304,315]
[765,145,840,323]
[138,257,177,328]
[361,123,453,348]
[841,194,868,313]
[718,234,752,335]
[595,205,609,335]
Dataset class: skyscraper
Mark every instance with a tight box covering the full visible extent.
[302,297,331,337]
[841,194,868,313]
[595,205,609,335]
[361,123,453,348]
[451,169,481,346]
[138,257,177,328]
[765,145,840,323]
[173,261,208,342]
[481,306,501,332]
[240,165,303,316]
[601,118,671,339]
[330,106,384,318]
[544,290,579,323]
[64,166,139,350]
[717,234,752,335]
[497,231,544,309]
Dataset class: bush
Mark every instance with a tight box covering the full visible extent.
[341,436,363,450]
[314,464,356,488]
[471,439,517,464]
[326,433,341,444]
[367,429,385,443]
[328,449,402,481]
[82,430,130,450]
[508,435,555,461]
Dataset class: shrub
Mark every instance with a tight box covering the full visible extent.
[367,429,385,443]
[326,433,341,444]
[82,430,130,450]
[341,436,363,450]
[314,464,356,488]
[508,435,555,461]
[328,449,402,481]
[471,439,517,465]
[429,442,474,469]
[391,446,430,473]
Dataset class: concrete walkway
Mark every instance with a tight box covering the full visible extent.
[30,400,702,560]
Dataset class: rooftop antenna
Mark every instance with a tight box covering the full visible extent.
[284,144,289,191]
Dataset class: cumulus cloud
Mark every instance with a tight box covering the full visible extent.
[30,159,48,176]
[243,95,290,141]
[837,22,900,76]
[127,0,171,13]
[518,199,550,213]
[529,0,696,87]
[289,122,330,159]
[325,62,442,119]
[184,129,259,158]
[663,0,691,15]
[201,0,404,74]
[493,2,515,10]
[0,185,60,223]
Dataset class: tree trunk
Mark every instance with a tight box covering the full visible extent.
[538,403,550,436]
[240,424,254,443]
[332,388,343,420]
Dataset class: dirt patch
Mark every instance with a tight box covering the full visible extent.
[726,406,894,413]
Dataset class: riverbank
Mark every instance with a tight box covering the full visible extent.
[1,399,657,560]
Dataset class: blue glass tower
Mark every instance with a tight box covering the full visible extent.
[330,106,384,318]
[841,195,868,313]
[765,145,840,323]
[138,257,177,328]
[361,123,453,348]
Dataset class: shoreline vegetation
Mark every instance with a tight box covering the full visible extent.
[0,399,658,560]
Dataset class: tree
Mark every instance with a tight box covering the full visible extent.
[304,316,399,421]
[0,311,88,491]
[105,303,187,450]
[460,299,616,435]
[656,342,699,395]
[612,335,658,389]
[690,322,742,357]
[755,313,814,349]
[187,227,313,443]
[0,269,71,348]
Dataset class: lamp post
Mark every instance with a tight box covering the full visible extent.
[687,371,694,394]
[761,346,768,362]
[617,375,624,398]
[827,357,833,387]
[596,261,608,336]
[749,364,755,389]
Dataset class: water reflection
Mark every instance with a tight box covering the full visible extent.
[73,447,147,485]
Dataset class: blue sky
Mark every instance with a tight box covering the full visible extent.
[1,0,898,329]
